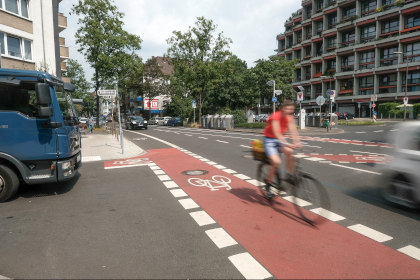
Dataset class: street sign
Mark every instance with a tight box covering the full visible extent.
[330,96,335,103]
[358,102,361,108]
[372,103,376,108]
[297,92,303,101]
[369,102,372,108]
[371,95,377,102]
[404,97,408,105]
[330,90,336,98]
[274,90,283,95]
[315,96,325,106]
[272,97,278,103]
[192,100,197,108]
[97,89,116,96]
[373,111,377,115]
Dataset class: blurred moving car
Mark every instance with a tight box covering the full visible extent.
[382,122,420,208]
[337,112,355,120]
[167,117,183,127]
[79,117,87,124]
[127,116,148,130]
[158,117,172,126]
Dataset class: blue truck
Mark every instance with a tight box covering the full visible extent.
[0,68,82,202]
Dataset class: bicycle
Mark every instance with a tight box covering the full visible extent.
[254,143,330,225]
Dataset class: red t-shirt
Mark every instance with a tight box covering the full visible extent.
[264,111,289,138]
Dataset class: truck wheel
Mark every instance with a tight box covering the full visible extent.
[0,165,20,203]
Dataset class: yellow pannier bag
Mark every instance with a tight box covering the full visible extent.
[251,139,267,161]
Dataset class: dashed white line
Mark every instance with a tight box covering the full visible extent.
[282,196,312,207]
[205,228,238,248]
[304,157,325,161]
[216,140,229,143]
[189,210,216,226]
[170,189,188,198]
[153,170,166,175]
[199,137,208,139]
[390,129,399,131]
[158,175,171,181]
[329,163,382,175]
[163,181,179,189]
[240,145,252,148]
[294,155,309,158]
[199,158,210,162]
[150,166,161,170]
[206,161,218,165]
[374,130,384,132]
[355,132,366,133]
[193,156,203,159]
[348,224,393,242]
[228,253,272,280]
[246,179,265,187]
[398,245,420,261]
[338,161,350,163]
[310,208,346,222]
[214,165,227,169]
[223,169,237,174]
[234,174,251,180]
[320,161,332,163]
[178,198,200,209]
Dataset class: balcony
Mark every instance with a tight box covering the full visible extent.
[58,13,67,32]
[379,80,397,87]
[60,46,69,60]
[341,65,354,72]
[61,61,67,72]
[403,78,420,85]
[59,37,65,46]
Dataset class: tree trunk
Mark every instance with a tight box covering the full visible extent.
[122,87,128,119]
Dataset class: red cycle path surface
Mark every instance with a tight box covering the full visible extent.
[117,148,420,278]
[303,154,392,163]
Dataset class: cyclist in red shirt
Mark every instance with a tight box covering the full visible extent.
[263,100,302,198]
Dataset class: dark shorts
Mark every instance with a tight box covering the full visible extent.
[264,137,283,157]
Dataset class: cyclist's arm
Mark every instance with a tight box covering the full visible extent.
[288,116,301,146]
[272,120,290,145]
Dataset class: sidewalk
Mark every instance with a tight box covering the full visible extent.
[81,132,145,162]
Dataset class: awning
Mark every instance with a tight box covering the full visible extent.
[398,66,420,72]
[379,30,399,37]
[356,18,376,26]
[277,36,285,40]
[294,26,303,31]
[313,15,323,21]
[293,17,302,23]
[339,89,353,94]
[278,54,285,57]
[312,59,322,64]
[356,45,375,52]
[313,37,323,43]
[313,73,323,78]
[400,26,420,34]
[378,11,399,21]
[324,8,337,14]
[324,55,336,60]
[312,81,322,85]
[324,31,337,38]
[355,72,374,78]
[400,34,420,43]
[402,5,420,15]
[302,21,312,27]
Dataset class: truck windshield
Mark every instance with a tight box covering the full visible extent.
[55,86,78,126]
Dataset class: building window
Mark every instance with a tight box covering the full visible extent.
[305,67,311,80]
[402,71,420,92]
[2,0,29,18]
[315,42,323,56]
[288,36,293,47]
[306,27,312,38]
[316,0,323,11]
[315,63,322,73]
[382,0,396,7]
[360,24,376,42]
[316,21,323,34]
[382,19,399,34]
[405,13,420,29]
[343,6,356,19]
[359,89,374,95]
[286,53,292,60]
[379,73,397,86]
[342,30,355,46]
[315,84,322,94]
[359,76,374,88]
[327,37,337,50]
[296,50,302,59]
[341,55,355,72]
[380,46,399,66]
[361,0,377,16]
[403,42,420,63]
[328,14,337,29]
[307,7,312,18]
[327,59,336,70]
[304,86,311,95]
[359,51,375,69]
[305,46,312,57]
[0,32,32,60]
[297,32,302,43]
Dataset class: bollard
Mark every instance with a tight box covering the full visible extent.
[388,114,390,120]
[381,113,382,120]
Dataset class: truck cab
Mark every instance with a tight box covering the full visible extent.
[0,68,82,202]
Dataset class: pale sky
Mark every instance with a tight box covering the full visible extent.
[59,0,301,82]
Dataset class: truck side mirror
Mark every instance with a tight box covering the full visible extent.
[35,83,51,105]
[63,82,75,92]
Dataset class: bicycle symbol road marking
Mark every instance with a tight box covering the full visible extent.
[188,175,232,191]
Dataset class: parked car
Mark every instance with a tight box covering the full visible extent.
[167,117,184,127]
[149,117,160,125]
[79,117,88,124]
[337,112,355,120]
[127,116,148,130]
[158,116,172,126]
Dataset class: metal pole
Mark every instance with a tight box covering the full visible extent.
[272,81,276,113]
[329,79,332,126]
[116,83,124,154]
[404,56,408,121]
[111,96,114,136]
[194,107,195,123]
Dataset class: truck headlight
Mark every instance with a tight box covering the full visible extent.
[62,161,72,170]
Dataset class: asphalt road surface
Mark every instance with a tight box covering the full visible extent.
[1,123,419,279]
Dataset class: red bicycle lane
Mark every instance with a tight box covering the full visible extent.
[128,148,420,278]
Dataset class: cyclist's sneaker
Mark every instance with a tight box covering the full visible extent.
[265,183,274,199]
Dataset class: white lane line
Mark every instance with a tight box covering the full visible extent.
[246,179,264,186]
[82,156,102,162]
[216,140,229,143]
[294,155,309,158]
[234,174,251,180]
[170,189,188,198]
[325,154,333,155]
[214,165,227,169]
[150,166,161,170]
[330,163,382,175]
[338,161,350,163]
[374,130,384,132]
[228,253,272,280]
[178,198,200,209]
[310,208,346,222]
[199,158,210,162]
[206,161,218,165]
[282,196,312,207]
[153,170,166,175]
[163,181,179,189]
[223,169,237,174]
[355,132,366,133]
[320,161,332,163]
[240,145,252,148]
[198,137,208,139]
[348,224,393,242]
[310,153,320,155]
[0,275,11,279]
[350,150,388,156]
[185,134,193,136]
[205,228,238,249]
[305,145,322,148]
[397,245,420,261]
[190,210,216,226]
[193,156,203,159]
[158,175,171,181]
[339,154,347,155]
[390,129,399,131]
[304,157,325,161]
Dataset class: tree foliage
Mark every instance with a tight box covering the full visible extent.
[71,0,142,125]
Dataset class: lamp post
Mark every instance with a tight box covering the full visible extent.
[394,51,410,121]
[320,75,334,126]
[267,80,276,113]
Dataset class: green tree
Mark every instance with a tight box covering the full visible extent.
[166,17,232,120]
[71,0,142,126]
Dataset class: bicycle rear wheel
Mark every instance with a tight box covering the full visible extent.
[290,173,330,225]
[256,162,282,199]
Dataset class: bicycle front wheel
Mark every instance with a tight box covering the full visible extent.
[291,173,330,225]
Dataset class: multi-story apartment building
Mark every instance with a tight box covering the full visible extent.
[275,0,420,117]
[0,0,69,81]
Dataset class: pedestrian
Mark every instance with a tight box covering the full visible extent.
[88,115,94,133]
